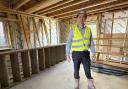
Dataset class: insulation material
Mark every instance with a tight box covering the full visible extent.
[30,18,35,48]
[59,20,70,43]
[113,19,127,33]
[44,18,50,46]
[114,10,128,18]
[101,12,113,33]
[105,20,112,33]
[51,19,58,45]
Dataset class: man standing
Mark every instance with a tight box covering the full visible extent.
[66,11,96,89]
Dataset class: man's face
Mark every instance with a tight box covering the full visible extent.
[77,14,87,24]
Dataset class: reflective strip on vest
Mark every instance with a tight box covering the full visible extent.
[72,37,90,42]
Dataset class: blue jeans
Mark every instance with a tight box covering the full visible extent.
[72,51,93,79]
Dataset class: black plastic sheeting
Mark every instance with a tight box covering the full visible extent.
[91,63,128,76]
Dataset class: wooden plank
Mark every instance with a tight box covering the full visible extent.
[59,45,66,61]
[10,52,22,82]
[0,17,19,21]
[96,60,128,69]
[36,0,75,14]
[0,55,10,88]
[97,52,127,57]
[95,44,128,48]
[21,51,31,78]
[32,18,41,47]
[50,0,116,17]
[56,1,128,19]
[30,49,39,74]
[25,0,63,13]
[59,46,63,62]
[17,15,30,49]
[62,45,66,61]
[44,48,50,68]
[50,47,55,66]
[21,16,32,48]
[94,37,128,40]
[49,19,51,44]
[38,48,45,70]
[0,6,44,19]
[96,14,102,55]
[6,14,17,49]
[13,0,30,9]
[55,46,60,63]
[39,19,44,46]
[41,0,89,15]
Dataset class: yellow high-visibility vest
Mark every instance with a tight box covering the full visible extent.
[71,24,91,51]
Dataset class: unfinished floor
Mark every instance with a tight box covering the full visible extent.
[10,61,128,89]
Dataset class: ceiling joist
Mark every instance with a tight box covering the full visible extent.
[25,0,63,13]
[58,1,128,20]
[40,0,89,15]
[35,0,75,14]
[51,0,119,18]
[13,0,31,9]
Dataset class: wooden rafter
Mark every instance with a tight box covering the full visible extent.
[40,0,89,15]
[25,0,63,13]
[56,14,75,19]
[0,6,45,18]
[35,0,75,14]
[13,0,30,9]
[88,1,128,14]
[50,0,118,18]
[55,0,128,19]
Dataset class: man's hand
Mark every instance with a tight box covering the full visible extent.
[66,55,71,63]
[91,54,96,63]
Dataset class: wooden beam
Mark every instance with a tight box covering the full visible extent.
[56,1,128,19]
[10,52,22,82]
[0,55,10,88]
[32,18,41,47]
[51,0,118,17]
[38,48,45,70]
[0,6,45,19]
[96,60,128,69]
[57,14,75,19]
[40,0,89,15]
[30,49,39,74]
[88,1,128,14]
[13,0,30,9]
[36,0,75,14]
[25,0,63,13]
[0,17,19,21]
[21,51,31,78]
[44,48,50,68]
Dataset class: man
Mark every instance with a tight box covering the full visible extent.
[66,11,96,89]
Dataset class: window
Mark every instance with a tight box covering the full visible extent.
[0,22,7,47]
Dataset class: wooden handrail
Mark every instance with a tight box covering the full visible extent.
[95,44,128,48]
[0,44,66,55]
[96,51,128,57]
[93,37,128,40]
